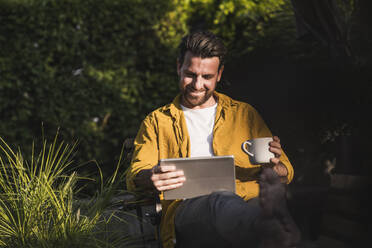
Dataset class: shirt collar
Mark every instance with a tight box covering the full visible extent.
[164,91,235,119]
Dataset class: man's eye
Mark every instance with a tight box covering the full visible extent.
[185,73,194,78]
[203,75,213,79]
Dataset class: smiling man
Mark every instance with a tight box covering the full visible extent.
[126,31,300,248]
[178,51,221,109]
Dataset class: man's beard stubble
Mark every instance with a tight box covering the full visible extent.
[181,86,214,108]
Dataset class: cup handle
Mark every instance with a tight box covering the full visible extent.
[241,141,254,157]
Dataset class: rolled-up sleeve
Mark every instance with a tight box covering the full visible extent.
[250,106,294,184]
[126,115,159,191]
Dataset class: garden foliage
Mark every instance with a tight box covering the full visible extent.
[0,0,179,171]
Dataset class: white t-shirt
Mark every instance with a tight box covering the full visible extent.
[181,103,217,157]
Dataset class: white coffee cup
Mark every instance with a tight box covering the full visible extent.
[241,137,274,164]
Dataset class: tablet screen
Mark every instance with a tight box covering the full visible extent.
[161,155,235,200]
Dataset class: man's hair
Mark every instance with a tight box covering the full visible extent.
[178,30,227,70]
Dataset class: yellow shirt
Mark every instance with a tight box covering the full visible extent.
[126,92,294,248]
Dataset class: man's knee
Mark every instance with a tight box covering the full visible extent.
[207,191,246,214]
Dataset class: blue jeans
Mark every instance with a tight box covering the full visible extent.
[175,191,261,248]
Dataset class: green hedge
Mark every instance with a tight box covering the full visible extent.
[0,0,181,173]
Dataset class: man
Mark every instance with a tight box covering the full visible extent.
[126,30,300,248]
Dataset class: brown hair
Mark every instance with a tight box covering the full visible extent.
[178,30,227,70]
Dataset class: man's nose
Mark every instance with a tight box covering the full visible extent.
[192,76,204,90]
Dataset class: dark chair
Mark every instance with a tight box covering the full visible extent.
[122,138,163,248]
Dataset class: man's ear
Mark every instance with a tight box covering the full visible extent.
[217,65,224,82]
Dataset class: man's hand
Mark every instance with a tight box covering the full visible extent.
[268,136,288,178]
[151,164,186,191]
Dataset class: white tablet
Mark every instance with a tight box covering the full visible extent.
[161,155,235,200]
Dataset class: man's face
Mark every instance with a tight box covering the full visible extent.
[177,51,223,109]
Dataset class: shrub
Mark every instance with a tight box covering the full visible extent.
[0,133,131,247]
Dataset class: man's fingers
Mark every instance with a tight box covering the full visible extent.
[272,136,280,143]
[150,164,186,191]
[157,182,184,191]
[269,141,281,149]
[270,136,281,149]
[153,176,186,191]
[151,170,184,181]
[269,147,281,158]
[153,176,186,187]
[153,165,177,174]
[269,136,281,159]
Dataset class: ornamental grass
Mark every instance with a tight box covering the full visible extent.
[0,133,133,248]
